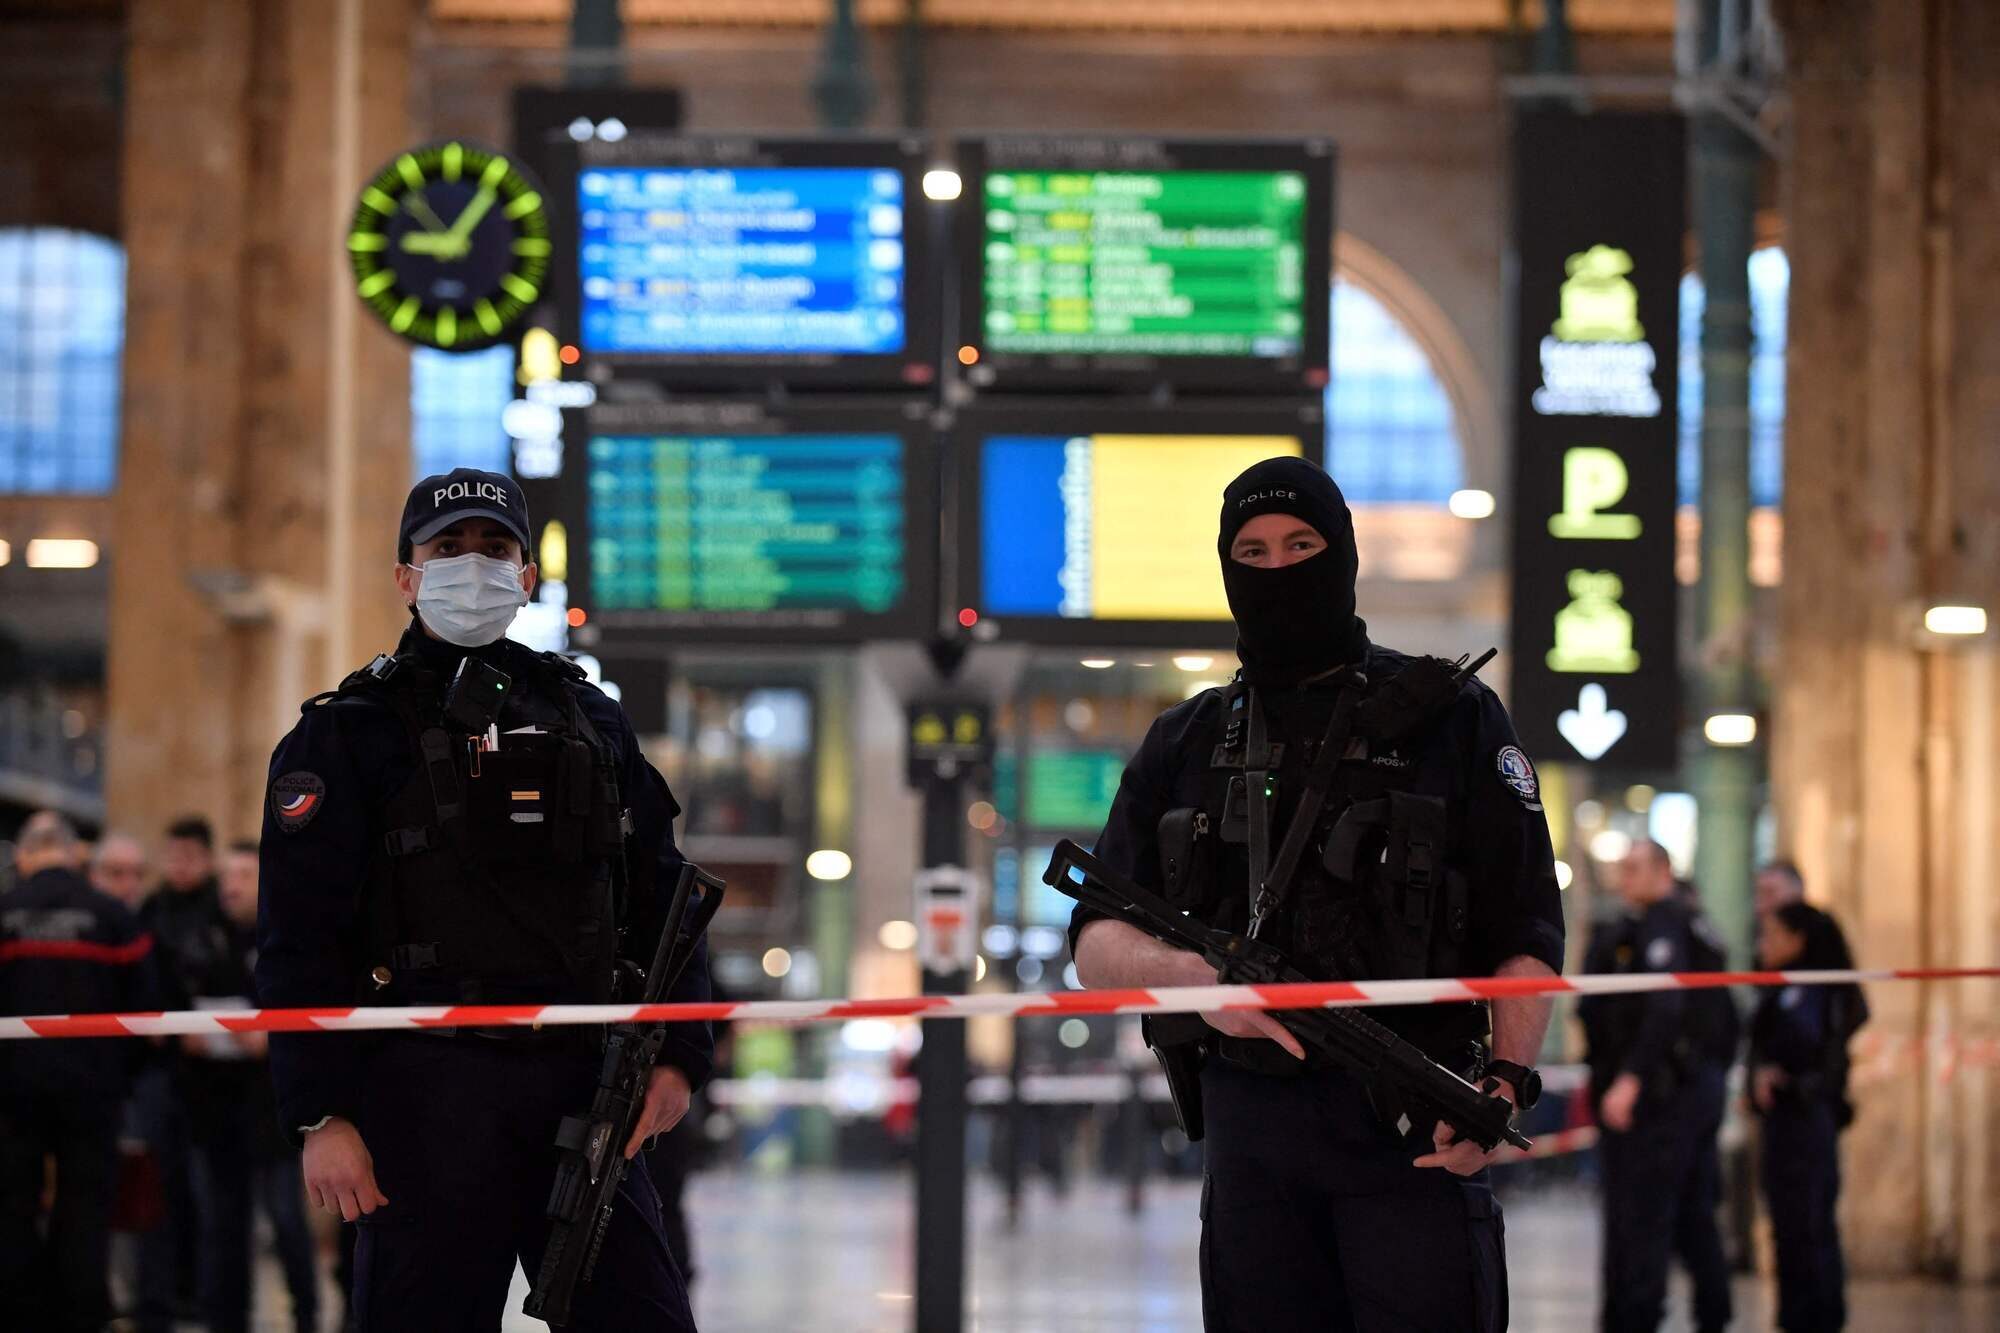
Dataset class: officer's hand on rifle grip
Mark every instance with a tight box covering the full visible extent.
[302,1117,389,1222]
[1155,946,1307,1061]
[623,1065,692,1159]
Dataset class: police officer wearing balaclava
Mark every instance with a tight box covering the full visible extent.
[255,469,711,1330]
[1070,458,1565,1331]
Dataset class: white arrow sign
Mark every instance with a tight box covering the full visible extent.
[1558,683,1628,761]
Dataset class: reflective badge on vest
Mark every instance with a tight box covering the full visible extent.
[271,771,326,834]
[1495,745,1542,811]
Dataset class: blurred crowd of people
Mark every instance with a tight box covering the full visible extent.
[0,811,321,1333]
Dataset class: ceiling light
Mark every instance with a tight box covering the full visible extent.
[878,919,918,951]
[922,168,963,201]
[25,539,99,569]
[1703,713,1757,747]
[1924,605,1988,637]
[806,849,853,881]
[761,947,793,978]
[1171,655,1214,672]
[1080,658,1115,670]
[1448,489,1497,520]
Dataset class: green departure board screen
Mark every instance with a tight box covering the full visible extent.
[980,170,1307,358]
[586,433,906,617]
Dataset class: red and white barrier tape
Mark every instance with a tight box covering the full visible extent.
[1,966,1994,1041]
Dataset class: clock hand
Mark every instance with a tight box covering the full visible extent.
[399,232,460,255]
[442,186,498,251]
[404,191,452,235]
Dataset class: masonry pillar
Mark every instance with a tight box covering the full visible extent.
[1774,0,2000,1280]
[108,0,414,844]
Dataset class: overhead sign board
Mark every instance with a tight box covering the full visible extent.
[557,397,937,644]
[951,399,1322,647]
[953,136,1333,395]
[1506,110,1684,770]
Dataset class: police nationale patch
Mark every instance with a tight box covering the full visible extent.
[271,771,326,834]
[1495,745,1540,807]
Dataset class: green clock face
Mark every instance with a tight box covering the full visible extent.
[347,140,551,351]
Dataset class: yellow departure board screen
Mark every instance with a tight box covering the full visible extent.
[978,433,1305,621]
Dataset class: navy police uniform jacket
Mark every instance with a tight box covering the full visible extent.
[254,629,713,1139]
[1069,645,1566,1003]
[1578,897,1736,1100]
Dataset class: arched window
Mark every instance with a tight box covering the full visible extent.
[1678,247,1787,508]
[410,343,515,480]
[0,228,125,494]
[1325,277,1467,505]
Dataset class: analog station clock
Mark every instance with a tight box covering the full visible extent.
[347,140,552,351]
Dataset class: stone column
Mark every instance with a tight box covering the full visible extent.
[108,0,414,845]
[1774,0,2000,1279]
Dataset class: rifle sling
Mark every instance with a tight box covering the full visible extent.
[1248,673,1365,939]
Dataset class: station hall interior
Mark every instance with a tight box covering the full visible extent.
[1,0,1999,1330]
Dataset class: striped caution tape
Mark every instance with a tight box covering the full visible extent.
[0,965,1994,1040]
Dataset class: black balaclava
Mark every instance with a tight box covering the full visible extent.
[1217,456,1368,686]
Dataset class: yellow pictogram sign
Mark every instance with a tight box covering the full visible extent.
[1548,447,1642,540]
[1547,569,1640,674]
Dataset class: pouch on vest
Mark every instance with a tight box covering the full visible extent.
[1156,807,1213,911]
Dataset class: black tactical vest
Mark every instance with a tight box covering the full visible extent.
[317,645,630,1007]
[1159,653,1484,1068]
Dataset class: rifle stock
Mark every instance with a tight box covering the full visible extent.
[525,862,724,1327]
[1047,840,1528,1153]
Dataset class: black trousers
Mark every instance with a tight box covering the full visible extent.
[351,1035,695,1332]
[1598,1068,1731,1333]
[190,1136,319,1333]
[1198,1060,1507,1333]
[0,1096,121,1333]
[1760,1098,1845,1332]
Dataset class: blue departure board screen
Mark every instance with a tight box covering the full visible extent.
[576,166,908,355]
[586,433,907,618]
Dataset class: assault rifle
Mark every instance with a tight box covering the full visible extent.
[1045,839,1529,1153]
[526,862,724,1327]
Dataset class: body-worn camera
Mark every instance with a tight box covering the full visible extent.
[444,656,512,736]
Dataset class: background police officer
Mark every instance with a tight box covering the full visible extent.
[1752,901,1864,1333]
[1071,457,1565,1332]
[255,468,713,1331]
[1579,840,1733,1333]
[0,811,155,1332]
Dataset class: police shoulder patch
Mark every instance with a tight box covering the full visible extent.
[271,771,326,834]
[1495,745,1541,808]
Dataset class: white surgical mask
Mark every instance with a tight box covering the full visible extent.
[413,553,527,647]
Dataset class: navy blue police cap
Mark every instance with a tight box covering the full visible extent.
[400,468,531,555]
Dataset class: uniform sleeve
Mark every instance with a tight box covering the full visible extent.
[1066,712,1176,959]
[1458,686,1566,976]
[255,703,375,1139]
[601,696,714,1094]
[1620,911,1689,1083]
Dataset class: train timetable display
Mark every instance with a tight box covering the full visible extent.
[577,165,907,355]
[976,431,1306,624]
[980,169,1307,358]
[586,432,908,626]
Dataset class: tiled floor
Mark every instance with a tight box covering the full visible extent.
[564,1171,1993,1332]
[230,1168,2000,1330]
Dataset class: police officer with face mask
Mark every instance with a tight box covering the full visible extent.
[1071,457,1565,1332]
[255,469,711,1331]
